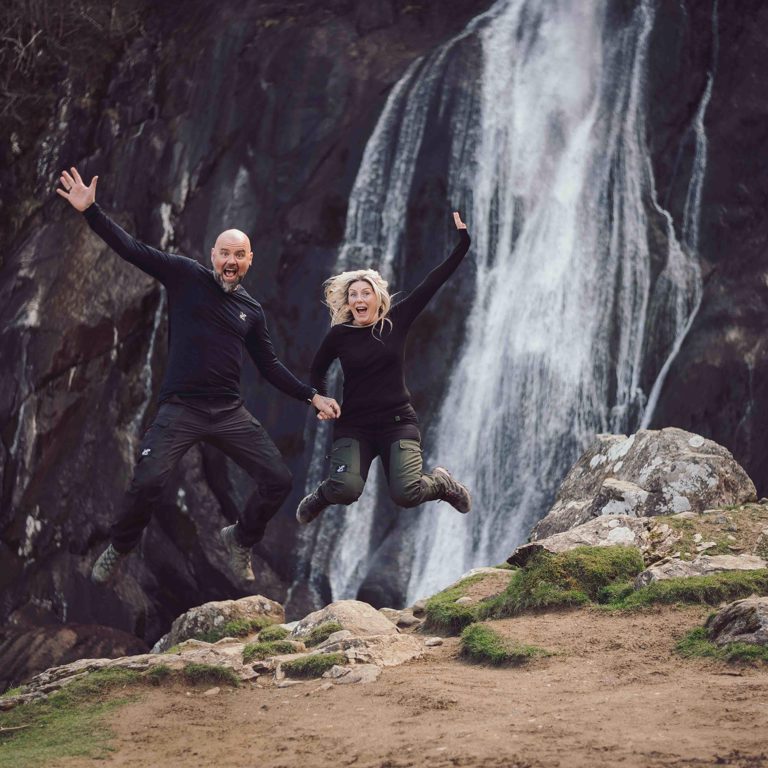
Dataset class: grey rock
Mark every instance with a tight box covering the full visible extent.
[152,595,284,653]
[323,665,351,679]
[410,599,428,617]
[531,428,756,540]
[332,664,381,685]
[634,554,767,588]
[706,597,768,646]
[202,686,220,696]
[424,637,444,647]
[509,515,649,567]
[291,600,399,641]
[454,597,473,606]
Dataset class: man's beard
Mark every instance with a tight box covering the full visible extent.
[214,271,242,293]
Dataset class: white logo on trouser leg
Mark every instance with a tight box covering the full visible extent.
[142,448,151,456]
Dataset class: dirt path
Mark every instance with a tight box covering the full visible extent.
[65,606,768,768]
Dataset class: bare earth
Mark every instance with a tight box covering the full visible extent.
[64,606,768,768]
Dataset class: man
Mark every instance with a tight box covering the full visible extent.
[56,167,340,585]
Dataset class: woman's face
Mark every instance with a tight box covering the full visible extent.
[347,280,378,326]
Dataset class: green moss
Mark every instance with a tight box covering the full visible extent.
[676,628,768,664]
[196,616,273,643]
[181,664,240,687]
[282,654,347,678]
[481,547,645,619]
[304,622,344,647]
[163,644,182,655]
[602,569,768,610]
[242,641,298,663]
[0,668,142,767]
[258,625,290,642]
[0,686,23,699]
[424,574,486,634]
[460,623,549,666]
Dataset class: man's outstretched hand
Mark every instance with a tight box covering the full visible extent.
[56,167,97,212]
[312,394,341,420]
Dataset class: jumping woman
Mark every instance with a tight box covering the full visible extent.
[296,211,472,524]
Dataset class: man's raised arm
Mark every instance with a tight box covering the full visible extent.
[57,167,185,283]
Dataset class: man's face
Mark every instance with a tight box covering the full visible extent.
[210,229,253,292]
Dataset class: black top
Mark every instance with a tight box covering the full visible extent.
[310,230,471,431]
[83,203,314,404]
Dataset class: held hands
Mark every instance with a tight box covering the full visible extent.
[312,394,341,420]
[453,211,467,230]
[56,167,97,212]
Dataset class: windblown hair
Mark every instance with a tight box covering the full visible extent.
[323,268,393,336]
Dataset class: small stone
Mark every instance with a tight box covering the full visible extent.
[759,498,768,506]
[693,533,703,543]
[325,630,354,644]
[726,535,737,541]
[323,665,351,679]
[396,612,422,628]
[454,596,473,606]
[411,599,427,616]
[203,687,220,696]
[424,637,443,647]
[313,682,334,693]
[260,703,269,710]
[277,679,304,688]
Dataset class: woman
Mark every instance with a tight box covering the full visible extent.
[296,211,472,524]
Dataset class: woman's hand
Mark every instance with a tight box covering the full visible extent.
[56,167,98,212]
[453,211,467,230]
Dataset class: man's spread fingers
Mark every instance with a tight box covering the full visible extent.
[71,167,83,184]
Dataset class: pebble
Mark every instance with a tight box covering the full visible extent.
[277,680,304,688]
[260,703,269,710]
[425,637,444,647]
[455,596,473,606]
[203,687,220,696]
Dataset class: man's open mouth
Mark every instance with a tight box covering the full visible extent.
[223,266,238,280]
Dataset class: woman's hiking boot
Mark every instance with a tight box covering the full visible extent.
[432,466,472,513]
[296,487,330,525]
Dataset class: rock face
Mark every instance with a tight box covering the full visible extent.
[0,624,148,694]
[531,429,756,540]
[706,597,768,647]
[151,595,284,653]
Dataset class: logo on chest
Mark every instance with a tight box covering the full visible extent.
[239,312,247,322]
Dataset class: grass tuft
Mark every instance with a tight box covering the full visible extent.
[144,665,173,686]
[601,569,768,610]
[424,575,486,634]
[196,616,274,643]
[304,622,344,647]
[242,641,298,663]
[258,625,290,642]
[460,623,549,666]
[480,547,645,619]
[282,654,347,678]
[675,628,768,664]
[181,664,240,687]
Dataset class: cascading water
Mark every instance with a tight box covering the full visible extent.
[297,0,712,606]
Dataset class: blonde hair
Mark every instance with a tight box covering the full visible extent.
[323,268,393,336]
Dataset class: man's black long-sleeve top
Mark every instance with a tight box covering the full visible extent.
[83,203,314,404]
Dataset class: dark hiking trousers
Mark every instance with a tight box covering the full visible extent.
[111,396,292,552]
[318,426,442,508]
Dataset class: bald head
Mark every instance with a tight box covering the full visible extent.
[210,228,254,293]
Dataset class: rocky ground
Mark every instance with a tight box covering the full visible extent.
[54,605,768,768]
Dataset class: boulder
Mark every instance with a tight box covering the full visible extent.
[319,634,424,667]
[531,428,756,539]
[634,554,767,588]
[291,600,398,640]
[152,595,284,653]
[706,597,768,646]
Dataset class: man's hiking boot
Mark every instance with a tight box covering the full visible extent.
[220,524,255,582]
[91,543,129,585]
[433,466,472,513]
[296,487,330,525]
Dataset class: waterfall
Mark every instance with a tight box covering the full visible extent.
[299,0,711,606]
